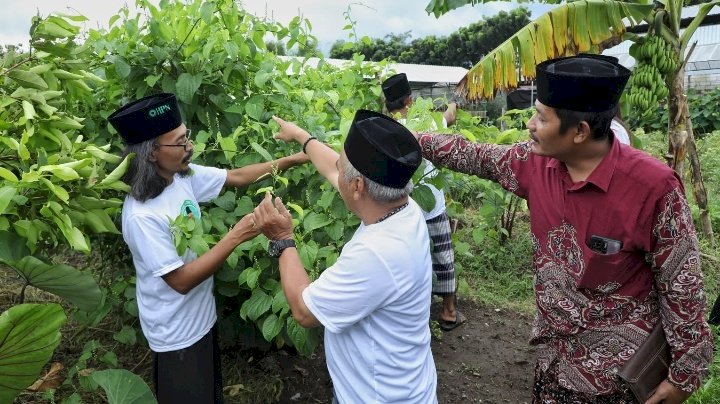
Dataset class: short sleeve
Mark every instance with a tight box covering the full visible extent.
[188,164,227,202]
[123,214,184,277]
[302,242,398,334]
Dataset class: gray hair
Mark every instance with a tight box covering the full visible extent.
[121,139,168,202]
[341,154,413,203]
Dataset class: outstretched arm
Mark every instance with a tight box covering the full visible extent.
[272,116,339,190]
[224,152,309,188]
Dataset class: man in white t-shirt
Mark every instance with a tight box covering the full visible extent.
[252,110,437,403]
[107,93,308,404]
[381,73,465,331]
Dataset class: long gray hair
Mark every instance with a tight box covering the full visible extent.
[121,140,167,202]
[341,154,413,203]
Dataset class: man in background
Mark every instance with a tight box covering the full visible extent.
[382,73,465,331]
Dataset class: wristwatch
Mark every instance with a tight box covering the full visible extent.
[268,239,296,258]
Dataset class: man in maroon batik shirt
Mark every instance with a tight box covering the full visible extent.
[417,55,713,403]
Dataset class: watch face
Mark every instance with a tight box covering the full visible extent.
[268,242,280,257]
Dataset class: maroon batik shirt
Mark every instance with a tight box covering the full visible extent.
[419,134,713,395]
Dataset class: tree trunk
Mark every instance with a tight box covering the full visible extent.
[667,60,714,242]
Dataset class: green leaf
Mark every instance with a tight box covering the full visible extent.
[90,369,157,404]
[272,291,288,313]
[238,267,261,289]
[13,256,102,311]
[7,70,49,90]
[240,290,272,321]
[0,167,18,182]
[112,325,137,345]
[176,72,203,104]
[113,56,131,79]
[39,165,80,181]
[412,184,436,213]
[244,95,264,121]
[302,212,332,233]
[250,141,273,162]
[22,100,36,120]
[0,303,66,404]
[0,186,17,215]
[98,153,134,187]
[261,313,283,342]
[83,209,121,234]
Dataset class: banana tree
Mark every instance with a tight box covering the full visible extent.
[427,0,715,241]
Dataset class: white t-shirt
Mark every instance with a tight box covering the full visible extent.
[302,199,437,404]
[121,164,227,352]
[610,119,630,145]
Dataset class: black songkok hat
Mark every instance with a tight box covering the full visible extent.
[344,110,421,189]
[536,55,630,112]
[381,73,412,103]
[108,93,182,145]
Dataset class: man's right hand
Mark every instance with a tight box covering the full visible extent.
[272,116,311,144]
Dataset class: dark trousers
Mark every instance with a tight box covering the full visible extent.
[152,328,223,404]
[709,293,720,325]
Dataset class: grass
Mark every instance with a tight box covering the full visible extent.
[452,208,535,314]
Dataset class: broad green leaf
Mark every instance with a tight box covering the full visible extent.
[176,72,203,104]
[244,95,264,121]
[238,267,261,289]
[84,145,122,164]
[240,290,272,321]
[98,153,134,187]
[7,70,49,90]
[250,141,273,162]
[411,184,436,213]
[0,167,18,182]
[83,209,121,234]
[261,313,283,342]
[218,135,237,162]
[112,325,137,345]
[13,256,101,311]
[39,178,70,202]
[0,303,66,404]
[90,369,157,404]
[0,230,29,264]
[302,212,332,233]
[22,100,36,120]
[113,56,131,79]
[39,165,80,181]
[0,186,17,215]
[272,291,288,313]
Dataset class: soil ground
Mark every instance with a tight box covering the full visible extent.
[222,298,537,404]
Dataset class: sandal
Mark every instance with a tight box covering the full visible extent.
[439,310,466,332]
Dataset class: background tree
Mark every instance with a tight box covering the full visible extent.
[329,8,531,66]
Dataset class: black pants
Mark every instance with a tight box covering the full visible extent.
[710,293,720,326]
[152,328,223,404]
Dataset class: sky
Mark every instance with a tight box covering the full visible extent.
[0,0,551,55]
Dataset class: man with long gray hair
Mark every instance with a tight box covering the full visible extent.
[108,93,308,403]
[251,110,437,403]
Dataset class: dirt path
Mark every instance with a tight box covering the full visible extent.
[249,299,537,404]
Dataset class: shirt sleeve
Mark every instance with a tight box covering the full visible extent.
[124,214,184,277]
[188,164,228,202]
[302,241,398,334]
[648,184,714,392]
[418,134,533,198]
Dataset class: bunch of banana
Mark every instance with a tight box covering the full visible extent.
[627,35,676,116]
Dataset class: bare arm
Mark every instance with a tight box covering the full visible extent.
[163,214,259,294]
[253,192,320,328]
[443,102,457,126]
[224,152,309,188]
[272,116,339,190]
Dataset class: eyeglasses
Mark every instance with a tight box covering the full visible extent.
[155,129,192,151]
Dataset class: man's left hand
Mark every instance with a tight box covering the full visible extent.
[644,380,691,404]
[253,192,294,240]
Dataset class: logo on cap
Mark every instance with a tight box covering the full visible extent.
[148,104,172,118]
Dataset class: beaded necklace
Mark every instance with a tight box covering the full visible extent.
[375,202,409,224]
